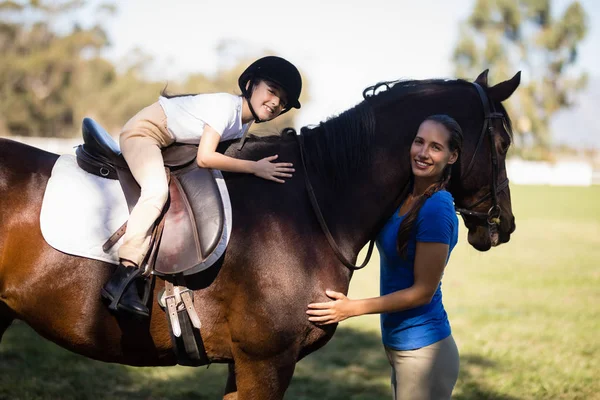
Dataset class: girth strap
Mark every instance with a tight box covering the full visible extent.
[164,280,181,337]
[163,275,207,366]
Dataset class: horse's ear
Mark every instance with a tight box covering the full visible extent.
[489,71,521,102]
[474,70,489,87]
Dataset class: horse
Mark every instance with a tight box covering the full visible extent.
[0,70,519,399]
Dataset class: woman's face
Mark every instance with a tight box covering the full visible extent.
[410,120,458,182]
[249,80,288,121]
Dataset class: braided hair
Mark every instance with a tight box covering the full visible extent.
[396,115,463,258]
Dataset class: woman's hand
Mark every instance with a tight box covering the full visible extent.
[253,155,294,183]
[306,290,356,325]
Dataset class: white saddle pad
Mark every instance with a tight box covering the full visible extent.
[40,155,232,270]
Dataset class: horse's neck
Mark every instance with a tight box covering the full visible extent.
[304,138,410,259]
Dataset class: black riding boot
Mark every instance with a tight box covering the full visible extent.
[101,263,149,318]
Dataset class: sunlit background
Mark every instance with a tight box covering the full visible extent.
[1,1,599,399]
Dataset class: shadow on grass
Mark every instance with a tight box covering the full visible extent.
[453,354,520,400]
[1,321,517,400]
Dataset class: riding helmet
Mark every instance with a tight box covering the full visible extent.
[238,56,302,112]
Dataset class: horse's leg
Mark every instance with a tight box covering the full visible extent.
[223,363,238,400]
[231,350,297,400]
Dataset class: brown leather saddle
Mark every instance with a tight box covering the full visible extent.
[75,117,227,276]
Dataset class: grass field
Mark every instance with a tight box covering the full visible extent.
[1,185,599,399]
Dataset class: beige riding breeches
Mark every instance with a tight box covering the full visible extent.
[117,102,174,266]
[384,335,460,400]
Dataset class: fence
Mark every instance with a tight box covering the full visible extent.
[506,159,595,186]
[2,137,599,186]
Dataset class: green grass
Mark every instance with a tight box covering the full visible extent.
[1,185,599,399]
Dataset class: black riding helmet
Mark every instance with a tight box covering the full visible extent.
[238,56,302,122]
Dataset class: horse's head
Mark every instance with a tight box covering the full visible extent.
[451,70,520,251]
[294,71,521,257]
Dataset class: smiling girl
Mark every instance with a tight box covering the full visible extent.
[307,115,463,400]
[101,56,302,318]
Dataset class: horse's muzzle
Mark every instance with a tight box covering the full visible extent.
[465,213,515,251]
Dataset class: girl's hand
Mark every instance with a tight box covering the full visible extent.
[253,155,294,183]
[306,290,355,325]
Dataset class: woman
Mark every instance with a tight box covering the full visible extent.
[306,114,462,400]
[102,56,302,318]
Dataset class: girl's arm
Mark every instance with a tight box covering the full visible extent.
[306,241,449,325]
[196,125,294,183]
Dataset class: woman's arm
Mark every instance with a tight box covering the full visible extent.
[306,241,449,325]
[196,125,295,183]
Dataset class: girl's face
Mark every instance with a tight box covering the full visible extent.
[410,120,458,182]
[249,80,288,121]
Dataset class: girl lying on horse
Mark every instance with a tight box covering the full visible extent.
[101,56,302,318]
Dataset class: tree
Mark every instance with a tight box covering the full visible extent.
[0,3,307,138]
[0,0,119,137]
[452,0,588,160]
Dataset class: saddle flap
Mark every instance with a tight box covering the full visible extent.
[154,167,225,275]
[178,167,225,255]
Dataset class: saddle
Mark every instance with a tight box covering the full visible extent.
[75,117,227,276]
[75,117,229,366]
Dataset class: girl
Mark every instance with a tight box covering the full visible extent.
[306,115,463,400]
[102,56,302,318]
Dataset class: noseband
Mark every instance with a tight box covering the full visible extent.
[454,83,509,245]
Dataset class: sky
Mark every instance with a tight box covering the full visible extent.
[93,0,600,145]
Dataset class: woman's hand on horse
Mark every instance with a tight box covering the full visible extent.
[306,290,356,325]
[253,155,295,183]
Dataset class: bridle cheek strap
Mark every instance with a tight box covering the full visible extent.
[454,83,509,245]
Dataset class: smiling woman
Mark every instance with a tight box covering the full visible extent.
[307,114,464,400]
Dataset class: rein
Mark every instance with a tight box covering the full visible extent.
[296,132,376,271]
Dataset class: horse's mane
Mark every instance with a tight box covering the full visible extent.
[298,78,474,186]
[226,77,513,186]
[299,100,375,186]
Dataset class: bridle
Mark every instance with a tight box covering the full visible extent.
[454,83,510,246]
[296,81,510,270]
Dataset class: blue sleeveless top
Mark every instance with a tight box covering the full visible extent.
[376,190,458,351]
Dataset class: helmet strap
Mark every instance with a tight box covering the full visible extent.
[244,79,265,124]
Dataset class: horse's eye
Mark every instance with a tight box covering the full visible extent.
[499,141,510,155]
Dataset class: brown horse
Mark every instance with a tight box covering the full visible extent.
[0,70,519,399]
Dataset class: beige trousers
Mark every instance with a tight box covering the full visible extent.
[118,102,175,266]
[384,335,460,400]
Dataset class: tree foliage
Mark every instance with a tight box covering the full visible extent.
[452,0,588,159]
[0,1,306,138]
